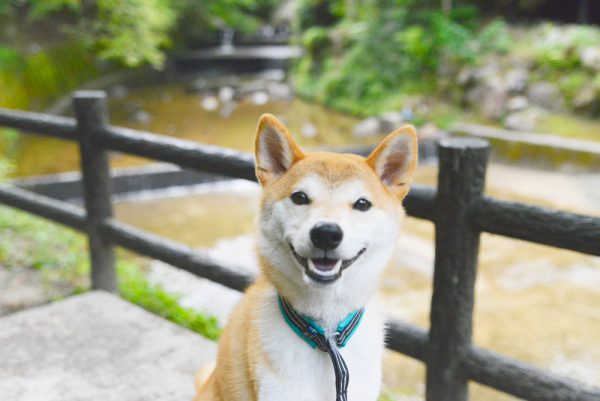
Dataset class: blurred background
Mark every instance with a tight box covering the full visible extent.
[0,1,599,400]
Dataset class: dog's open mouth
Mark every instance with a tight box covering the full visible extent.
[290,246,366,284]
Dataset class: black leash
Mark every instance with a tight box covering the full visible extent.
[278,296,364,401]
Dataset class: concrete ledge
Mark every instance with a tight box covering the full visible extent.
[451,122,600,171]
[0,291,217,401]
[14,163,226,201]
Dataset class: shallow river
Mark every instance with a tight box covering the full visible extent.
[13,78,600,400]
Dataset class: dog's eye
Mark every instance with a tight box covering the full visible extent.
[353,198,372,211]
[290,191,310,205]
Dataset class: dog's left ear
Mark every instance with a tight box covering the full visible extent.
[366,125,418,200]
[255,114,304,186]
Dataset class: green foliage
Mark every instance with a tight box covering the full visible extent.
[301,26,331,59]
[0,0,282,67]
[26,0,79,21]
[0,204,90,290]
[94,0,177,67]
[171,0,280,46]
[0,158,14,183]
[478,19,512,54]
[0,43,98,109]
[295,0,344,32]
[293,0,512,116]
[533,24,600,71]
[0,202,221,340]
[119,262,221,340]
[559,71,588,104]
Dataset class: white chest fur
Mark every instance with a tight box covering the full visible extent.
[254,292,385,401]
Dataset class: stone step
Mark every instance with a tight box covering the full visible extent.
[0,291,217,401]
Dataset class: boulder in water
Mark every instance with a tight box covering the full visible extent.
[201,96,219,111]
[379,112,404,133]
[301,123,318,139]
[353,117,381,138]
[110,85,129,99]
[218,86,236,103]
[251,91,269,105]
[220,101,237,118]
[132,109,152,125]
[504,108,541,131]
[580,47,600,72]
[507,96,529,112]
[527,82,564,112]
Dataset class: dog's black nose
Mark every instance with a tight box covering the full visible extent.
[310,223,343,250]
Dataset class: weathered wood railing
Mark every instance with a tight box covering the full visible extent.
[0,91,599,401]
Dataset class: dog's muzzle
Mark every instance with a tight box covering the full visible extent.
[290,245,366,284]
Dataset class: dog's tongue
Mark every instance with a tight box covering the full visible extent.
[311,258,338,272]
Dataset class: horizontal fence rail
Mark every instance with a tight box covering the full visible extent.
[100,126,258,182]
[1,92,599,401]
[0,185,86,230]
[0,108,77,140]
[473,197,600,256]
[101,219,255,292]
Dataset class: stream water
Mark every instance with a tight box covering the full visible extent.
[10,76,600,400]
[11,77,372,177]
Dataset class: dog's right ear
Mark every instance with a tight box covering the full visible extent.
[255,114,304,186]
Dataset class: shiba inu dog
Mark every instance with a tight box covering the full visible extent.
[195,114,418,401]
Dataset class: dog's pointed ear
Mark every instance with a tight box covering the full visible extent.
[366,125,418,200]
[255,114,304,186]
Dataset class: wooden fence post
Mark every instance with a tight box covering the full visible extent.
[73,91,117,293]
[426,137,490,401]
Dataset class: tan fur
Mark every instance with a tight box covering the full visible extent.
[194,279,271,401]
[194,114,417,401]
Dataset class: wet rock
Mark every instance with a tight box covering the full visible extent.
[379,112,404,133]
[218,86,236,103]
[507,96,529,112]
[572,85,599,112]
[220,101,237,118]
[353,117,381,138]
[237,80,266,96]
[132,109,152,124]
[267,82,293,100]
[188,78,208,93]
[201,96,219,111]
[457,66,476,87]
[27,42,42,53]
[466,84,508,120]
[110,85,129,99]
[471,61,501,84]
[527,82,564,112]
[251,91,269,105]
[301,123,318,139]
[579,47,600,71]
[159,91,172,103]
[503,108,541,131]
[418,122,441,140]
[504,68,529,93]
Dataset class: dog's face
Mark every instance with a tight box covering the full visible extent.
[254,114,417,300]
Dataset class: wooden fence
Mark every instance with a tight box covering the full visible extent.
[0,91,599,401]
